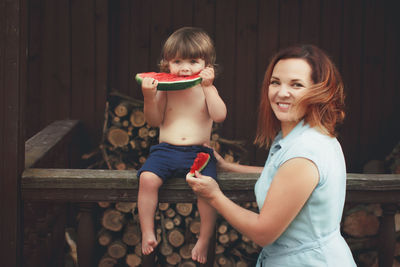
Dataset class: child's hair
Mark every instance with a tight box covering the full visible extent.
[159,27,216,73]
[254,44,346,149]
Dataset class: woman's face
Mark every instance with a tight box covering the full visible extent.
[268,58,313,135]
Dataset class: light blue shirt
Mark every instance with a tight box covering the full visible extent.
[255,121,356,266]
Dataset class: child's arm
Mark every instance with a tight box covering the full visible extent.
[141,77,167,127]
[200,68,227,123]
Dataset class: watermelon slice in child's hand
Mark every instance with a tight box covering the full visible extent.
[135,72,202,91]
[188,152,211,177]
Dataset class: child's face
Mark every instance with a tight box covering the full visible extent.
[168,58,205,76]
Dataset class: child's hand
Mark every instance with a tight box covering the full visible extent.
[141,77,158,98]
[199,67,214,87]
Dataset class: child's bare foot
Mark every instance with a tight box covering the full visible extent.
[142,233,158,255]
[192,238,209,264]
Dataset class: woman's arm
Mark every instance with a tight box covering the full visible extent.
[187,157,319,247]
[212,147,263,173]
[218,160,264,173]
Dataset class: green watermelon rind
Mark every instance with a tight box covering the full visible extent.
[135,72,202,91]
[188,153,211,177]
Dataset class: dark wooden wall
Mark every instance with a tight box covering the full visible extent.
[26,0,400,172]
[26,0,109,148]
[0,0,26,265]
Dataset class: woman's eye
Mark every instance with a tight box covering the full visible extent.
[293,83,303,88]
[270,80,279,85]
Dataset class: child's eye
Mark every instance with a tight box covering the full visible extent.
[190,59,198,64]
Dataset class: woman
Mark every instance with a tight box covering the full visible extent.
[186,45,356,266]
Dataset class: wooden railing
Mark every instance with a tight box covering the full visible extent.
[22,120,400,267]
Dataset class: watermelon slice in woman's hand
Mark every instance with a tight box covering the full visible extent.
[188,152,211,177]
[135,72,202,91]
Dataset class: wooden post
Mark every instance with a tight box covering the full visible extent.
[141,249,156,267]
[378,204,397,267]
[77,203,96,267]
[0,0,27,266]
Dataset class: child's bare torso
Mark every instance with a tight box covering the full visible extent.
[159,84,213,146]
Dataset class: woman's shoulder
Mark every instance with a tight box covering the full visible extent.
[295,126,335,148]
[282,126,340,163]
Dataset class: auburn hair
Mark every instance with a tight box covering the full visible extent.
[159,27,216,72]
[254,44,345,149]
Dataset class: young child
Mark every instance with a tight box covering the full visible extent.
[137,27,227,263]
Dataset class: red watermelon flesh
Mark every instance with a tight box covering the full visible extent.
[135,72,202,91]
[188,152,211,176]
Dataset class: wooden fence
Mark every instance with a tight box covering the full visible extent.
[22,120,400,267]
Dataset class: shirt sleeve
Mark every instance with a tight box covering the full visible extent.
[278,139,326,185]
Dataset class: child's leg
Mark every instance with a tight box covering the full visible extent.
[192,197,217,264]
[138,171,163,255]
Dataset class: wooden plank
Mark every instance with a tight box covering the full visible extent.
[380,0,400,160]
[171,0,194,30]
[149,0,172,72]
[26,0,42,139]
[0,0,4,166]
[193,0,216,37]
[346,173,400,190]
[254,0,279,166]
[25,120,80,168]
[299,0,321,45]
[110,0,130,96]
[94,0,109,143]
[278,0,300,47]
[21,169,255,190]
[215,0,237,141]
[320,0,343,67]
[340,0,364,172]
[129,0,151,100]
[21,169,400,203]
[41,0,71,131]
[358,0,386,168]
[0,0,26,265]
[21,169,257,202]
[234,0,259,162]
[71,0,96,147]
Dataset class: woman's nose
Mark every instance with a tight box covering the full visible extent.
[277,85,290,97]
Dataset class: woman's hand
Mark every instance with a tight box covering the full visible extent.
[203,143,227,170]
[186,171,222,202]
[204,143,263,173]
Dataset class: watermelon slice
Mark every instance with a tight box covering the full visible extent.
[135,72,202,91]
[188,152,211,177]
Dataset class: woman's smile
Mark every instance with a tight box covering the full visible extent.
[277,102,290,110]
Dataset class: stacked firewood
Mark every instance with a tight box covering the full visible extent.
[82,92,159,170]
[82,92,260,266]
[96,201,260,267]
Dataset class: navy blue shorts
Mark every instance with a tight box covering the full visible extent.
[137,143,217,181]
